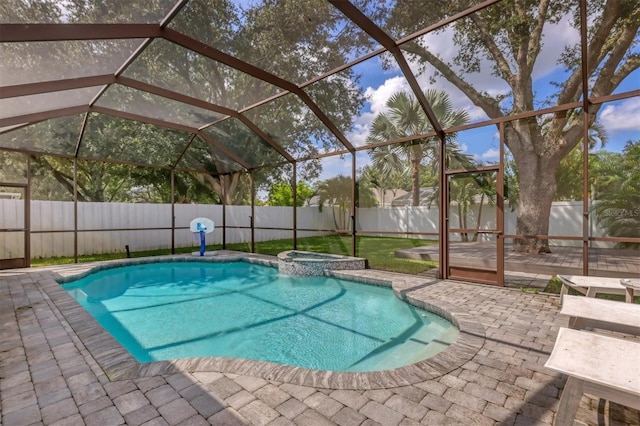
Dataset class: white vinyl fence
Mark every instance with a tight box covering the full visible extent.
[0,199,608,259]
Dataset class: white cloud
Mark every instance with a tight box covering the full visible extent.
[347,117,373,147]
[346,76,412,147]
[364,76,410,115]
[478,148,500,160]
[599,98,640,132]
[315,155,353,182]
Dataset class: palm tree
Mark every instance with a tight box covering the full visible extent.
[550,111,609,201]
[447,171,497,242]
[592,141,640,249]
[315,175,377,232]
[359,164,409,207]
[366,89,472,206]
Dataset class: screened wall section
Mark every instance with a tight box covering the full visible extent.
[1,0,638,284]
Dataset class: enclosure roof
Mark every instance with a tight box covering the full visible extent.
[1,0,638,176]
[0,0,496,174]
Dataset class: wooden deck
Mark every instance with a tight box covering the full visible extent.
[396,243,640,279]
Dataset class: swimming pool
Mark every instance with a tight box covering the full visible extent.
[62,261,458,372]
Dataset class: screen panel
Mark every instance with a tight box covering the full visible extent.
[0,0,177,23]
[0,115,84,156]
[80,113,192,167]
[168,0,377,84]
[0,40,144,86]
[95,84,225,129]
[123,38,284,111]
[243,93,345,160]
[1,87,100,119]
[399,0,581,124]
[204,117,287,168]
[588,100,640,278]
[177,135,244,175]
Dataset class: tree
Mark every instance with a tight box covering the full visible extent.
[315,175,376,231]
[359,164,410,207]
[449,175,477,242]
[592,140,640,248]
[267,180,314,206]
[554,117,608,201]
[6,115,220,203]
[449,172,497,242]
[146,0,368,202]
[384,0,639,253]
[366,89,472,206]
[2,0,368,205]
[315,176,353,232]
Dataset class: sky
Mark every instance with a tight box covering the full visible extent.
[313,12,640,183]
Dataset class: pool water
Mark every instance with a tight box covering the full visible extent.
[63,261,458,372]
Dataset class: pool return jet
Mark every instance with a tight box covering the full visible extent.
[190,217,215,256]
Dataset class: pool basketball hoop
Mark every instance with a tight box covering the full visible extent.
[189,217,214,256]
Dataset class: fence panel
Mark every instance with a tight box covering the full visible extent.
[0,199,610,258]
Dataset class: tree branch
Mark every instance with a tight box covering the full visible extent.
[526,0,551,71]
[33,156,88,202]
[559,122,584,158]
[468,13,514,81]
[400,43,503,119]
[51,169,86,202]
[591,22,640,97]
[610,53,640,89]
[557,0,625,105]
[107,174,131,202]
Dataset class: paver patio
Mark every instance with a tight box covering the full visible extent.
[1,253,639,426]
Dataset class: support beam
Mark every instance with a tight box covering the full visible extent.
[163,28,356,154]
[196,131,252,171]
[0,105,88,127]
[162,28,298,93]
[0,23,161,42]
[118,76,237,117]
[90,105,199,133]
[329,0,444,136]
[0,75,115,99]
[293,164,297,250]
[171,167,175,254]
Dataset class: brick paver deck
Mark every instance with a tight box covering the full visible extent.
[2,253,639,425]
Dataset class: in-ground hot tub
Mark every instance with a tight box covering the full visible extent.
[277,250,366,276]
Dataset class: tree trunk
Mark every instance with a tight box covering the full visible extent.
[459,203,468,242]
[200,173,243,205]
[411,158,421,206]
[513,157,556,253]
[471,193,485,242]
[505,115,577,254]
[332,205,349,231]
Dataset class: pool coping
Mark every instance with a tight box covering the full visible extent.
[49,253,486,390]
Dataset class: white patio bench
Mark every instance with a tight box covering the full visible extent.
[560,295,640,335]
[545,327,640,426]
[558,275,634,304]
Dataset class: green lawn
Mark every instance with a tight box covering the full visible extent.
[35,238,636,297]
[30,235,438,275]
[544,275,640,303]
